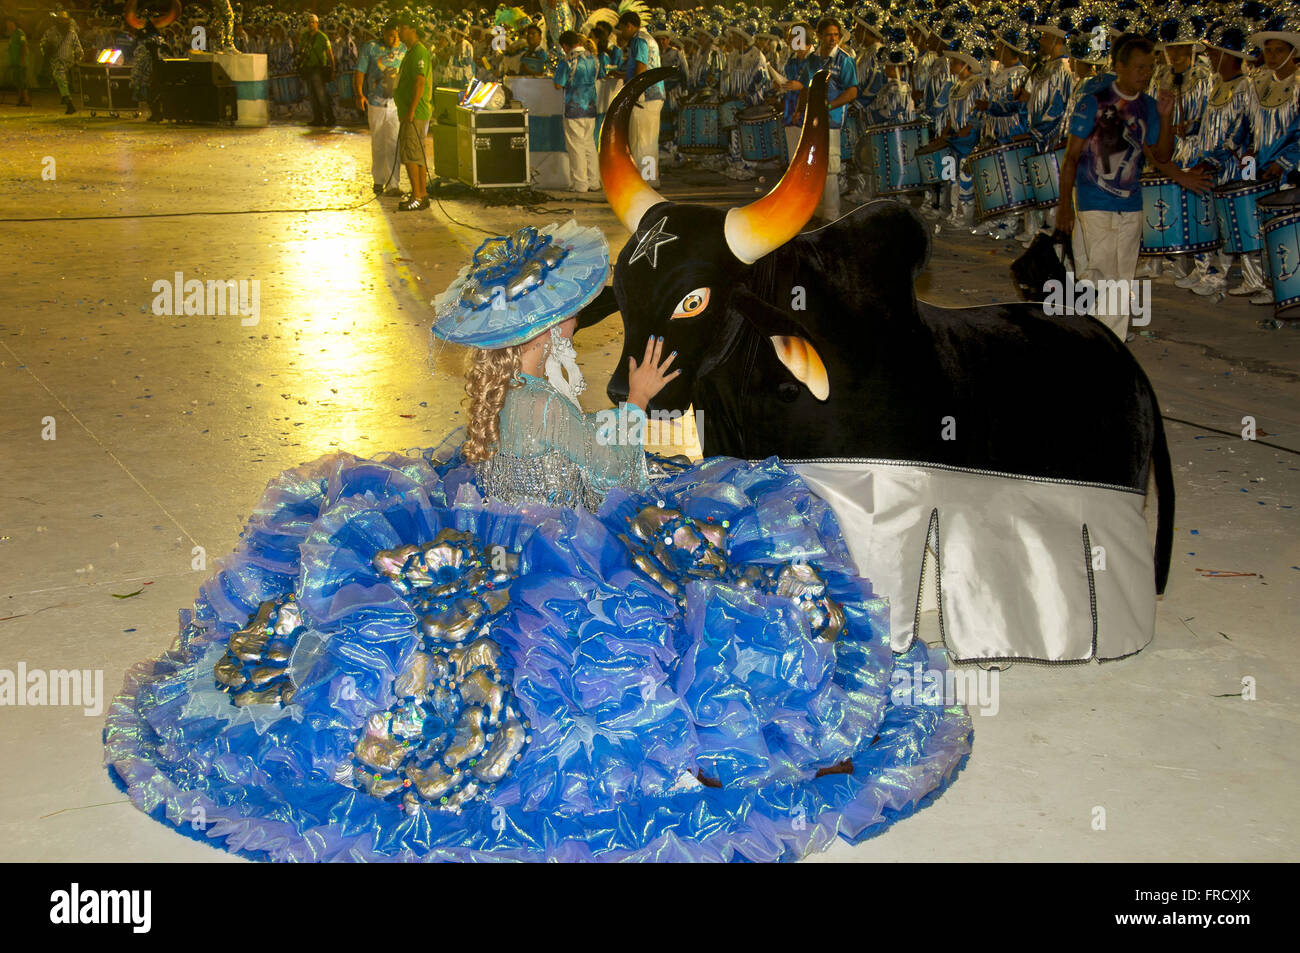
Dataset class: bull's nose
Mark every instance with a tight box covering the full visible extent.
[607,377,630,403]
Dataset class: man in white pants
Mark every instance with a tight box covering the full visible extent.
[784,17,858,222]
[354,19,407,195]
[554,30,600,191]
[617,9,664,187]
[1057,34,1174,341]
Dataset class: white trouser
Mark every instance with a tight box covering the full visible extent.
[1072,209,1143,340]
[818,127,842,221]
[564,115,599,191]
[784,125,799,162]
[630,97,663,186]
[1239,252,1267,290]
[368,99,400,189]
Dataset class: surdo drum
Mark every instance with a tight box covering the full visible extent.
[1138,173,1220,257]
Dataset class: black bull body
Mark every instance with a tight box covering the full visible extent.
[582,68,1173,661]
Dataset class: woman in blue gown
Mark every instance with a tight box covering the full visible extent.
[104,221,972,862]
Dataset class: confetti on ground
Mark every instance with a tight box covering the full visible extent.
[1194,569,1259,578]
[111,588,144,599]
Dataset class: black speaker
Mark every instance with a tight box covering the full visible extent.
[157,58,233,87]
[156,58,236,124]
[158,84,236,123]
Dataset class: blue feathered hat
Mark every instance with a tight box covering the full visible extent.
[431,222,610,349]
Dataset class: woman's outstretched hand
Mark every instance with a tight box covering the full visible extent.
[627,335,680,411]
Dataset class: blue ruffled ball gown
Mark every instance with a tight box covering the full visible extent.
[104,425,972,861]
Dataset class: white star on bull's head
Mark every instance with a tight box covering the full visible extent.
[627,216,678,269]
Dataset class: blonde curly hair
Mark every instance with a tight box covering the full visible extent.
[461,344,524,463]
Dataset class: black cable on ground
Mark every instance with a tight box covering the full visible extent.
[1163,415,1299,455]
[0,192,381,223]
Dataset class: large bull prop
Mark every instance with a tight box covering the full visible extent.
[579,68,1174,663]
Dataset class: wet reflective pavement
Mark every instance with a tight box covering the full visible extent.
[1,106,1296,862]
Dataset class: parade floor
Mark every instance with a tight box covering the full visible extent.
[1,100,1296,862]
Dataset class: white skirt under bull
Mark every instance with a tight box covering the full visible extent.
[791,459,1157,663]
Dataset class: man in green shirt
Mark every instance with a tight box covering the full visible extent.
[299,13,335,126]
[394,15,432,211]
[3,16,30,107]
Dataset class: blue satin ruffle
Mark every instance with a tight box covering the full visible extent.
[104,437,972,861]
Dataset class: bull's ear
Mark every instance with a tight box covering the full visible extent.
[726,287,827,398]
[730,287,802,336]
[770,335,829,401]
[576,286,618,331]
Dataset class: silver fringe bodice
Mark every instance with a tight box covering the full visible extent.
[1028,56,1072,124]
[947,74,988,131]
[987,63,1029,140]
[472,374,650,513]
[1194,74,1254,179]
[1251,68,1300,151]
[1152,60,1214,165]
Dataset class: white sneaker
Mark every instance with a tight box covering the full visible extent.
[971,220,996,236]
[1191,273,1227,296]
[990,221,1017,240]
[1134,260,1159,279]
[1227,283,1257,296]
[1250,289,1275,305]
[1174,270,1204,289]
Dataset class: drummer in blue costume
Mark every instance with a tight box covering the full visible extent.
[844,6,887,200]
[102,218,974,861]
[653,26,690,168]
[938,27,989,229]
[777,19,814,166]
[1028,11,1078,233]
[1176,20,1257,298]
[722,21,773,180]
[689,23,725,95]
[786,15,859,221]
[918,12,954,219]
[875,27,918,124]
[974,28,1033,240]
[1238,14,1300,304]
[1141,15,1220,290]
[852,6,887,123]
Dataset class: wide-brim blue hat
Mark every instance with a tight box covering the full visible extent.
[431,221,609,349]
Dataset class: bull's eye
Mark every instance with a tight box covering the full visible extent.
[671,287,711,319]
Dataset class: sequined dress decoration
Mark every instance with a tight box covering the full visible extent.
[472,373,650,512]
[104,429,972,861]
